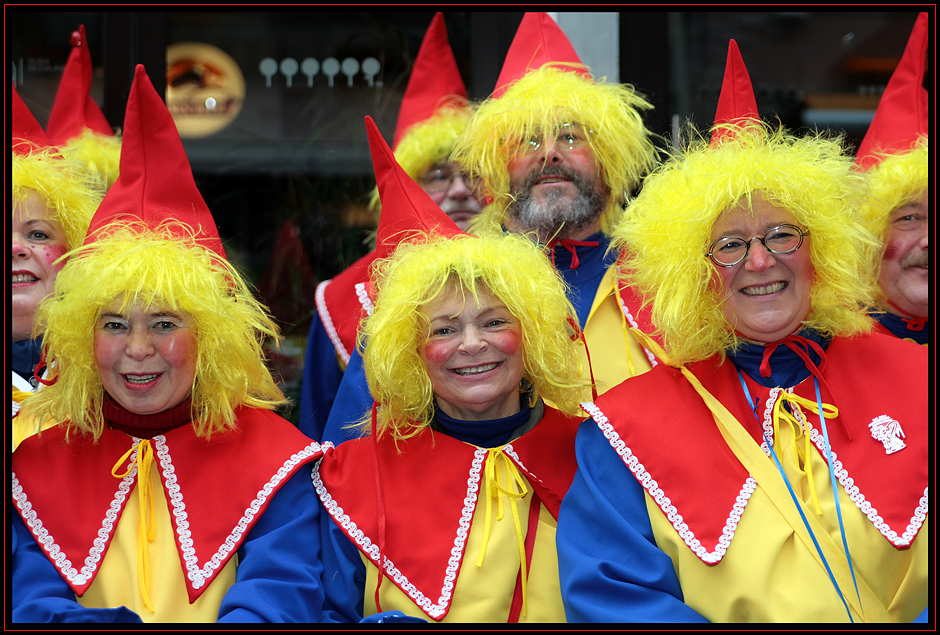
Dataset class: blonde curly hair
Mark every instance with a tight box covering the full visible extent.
[613,122,880,365]
[361,232,587,440]
[858,136,928,242]
[452,64,658,236]
[12,144,102,251]
[21,222,287,440]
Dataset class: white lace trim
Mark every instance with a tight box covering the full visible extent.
[11,442,138,587]
[583,401,755,565]
[763,389,929,548]
[313,445,486,620]
[156,436,322,589]
[614,270,658,368]
[316,279,351,364]
[354,282,375,317]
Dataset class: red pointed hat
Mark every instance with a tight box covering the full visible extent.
[710,40,760,146]
[393,12,467,149]
[368,115,467,260]
[46,24,114,144]
[492,12,590,99]
[12,84,51,155]
[84,64,225,260]
[855,12,928,171]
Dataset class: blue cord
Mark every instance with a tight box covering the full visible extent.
[736,368,854,622]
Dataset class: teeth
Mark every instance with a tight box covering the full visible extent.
[742,282,785,296]
[125,374,159,384]
[12,273,38,283]
[454,363,498,376]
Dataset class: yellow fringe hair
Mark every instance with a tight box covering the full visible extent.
[21,223,287,441]
[452,64,658,236]
[368,106,475,214]
[12,145,102,251]
[613,122,880,365]
[858,137,928,242]
[360,232,587,440]
[60,128,122,190]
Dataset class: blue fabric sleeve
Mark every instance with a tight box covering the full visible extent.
[319,493,369,622]
[11,510,142,623]
[318,493,428,624]
[557,420,708,623]
[321,348,372,446]
[298,315,346,441]
[217,465,326,623]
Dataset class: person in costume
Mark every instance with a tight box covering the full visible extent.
[452,11,661,394]
[556,41,928,623]
[323,12,661,445]
[12,85,100,437]
[299,12,483,441]
[11,65,326,624]
[315,116,590,623]
[45,23,122,191]
[855,12,929,345]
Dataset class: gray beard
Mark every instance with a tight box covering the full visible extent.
[508,167,607,242]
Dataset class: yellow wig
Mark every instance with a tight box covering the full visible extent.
[614,122,880,365]
[361,232,587,440]
[368,106,475,213]
[60,128,122,191]
[858,136,928,241]
[452,64,658,235]
[21,223,287,440]
[12,145,102,251]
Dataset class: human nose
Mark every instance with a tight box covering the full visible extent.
[12,233,29,260]
[457,326,486,354]
[126,327,155,360]
[538,137,565,165]
[742,238,776,272]
[445,174,472,199]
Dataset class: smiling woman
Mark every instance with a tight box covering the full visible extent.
[315,232,592,623]
[556,41,928,624]
[12,65,325,624]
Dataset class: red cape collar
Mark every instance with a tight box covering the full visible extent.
[315,406,579,620]
[587,332,928,564]
[315,250,379,364]
[12,408,322,602]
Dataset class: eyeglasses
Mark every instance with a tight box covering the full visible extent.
[515,123,594,155]
[706,224,810,267]
[419,167,481,192]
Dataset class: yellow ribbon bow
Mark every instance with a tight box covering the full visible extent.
[112,439,157,613]
[477,448,530,616]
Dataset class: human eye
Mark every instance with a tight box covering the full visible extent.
[430,325,455,337]
[100,318,128,332]
[27,229,50,241]
[765,226,799,244]
[716,238,746,252]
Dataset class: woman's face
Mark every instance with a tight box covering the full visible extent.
[710,194,815,343]
[420,283,525,421]
[94,298,197,415]
[12,190,68,341]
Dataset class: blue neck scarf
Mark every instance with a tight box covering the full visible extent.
[728,330,831,389]
[549,232,614,329]
[874,311,930,345]
[433,395,532,448]
[12,338,43,384]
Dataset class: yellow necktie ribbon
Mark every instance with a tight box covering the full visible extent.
[477,448,530,616]
[112,439,157,613]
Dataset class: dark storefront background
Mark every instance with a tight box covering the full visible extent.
[7,9,928,420]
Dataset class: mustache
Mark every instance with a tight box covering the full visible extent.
[902,253,929,269]
[520,165,584,190]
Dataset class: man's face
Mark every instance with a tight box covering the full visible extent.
[880,190,929,318]
[505,124,609,243]
[418,162,484,231]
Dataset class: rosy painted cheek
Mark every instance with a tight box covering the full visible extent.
[42,245,68,271]
[160,332,198,369]
[491,329,522,356]
[422,340,455,366]
[883,241,900,262]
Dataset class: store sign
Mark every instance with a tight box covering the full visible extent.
[166,42,245,138]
